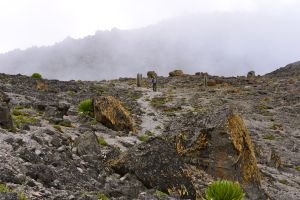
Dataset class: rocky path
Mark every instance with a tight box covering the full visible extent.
[135,87,165,136]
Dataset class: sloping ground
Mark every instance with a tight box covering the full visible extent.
[266,61,300,77]
[0,63,299,200]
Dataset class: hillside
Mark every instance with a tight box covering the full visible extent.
[1,13,300,80]
[0,63,299,199]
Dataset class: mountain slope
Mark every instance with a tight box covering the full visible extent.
[1,13,300,80]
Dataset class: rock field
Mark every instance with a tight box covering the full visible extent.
[0,62,299,200]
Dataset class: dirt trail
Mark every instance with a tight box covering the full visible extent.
[135,87,166,136]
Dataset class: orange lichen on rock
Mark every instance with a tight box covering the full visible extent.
[36,81,48,91]
[94,96,134,132]
[227,111,261,184]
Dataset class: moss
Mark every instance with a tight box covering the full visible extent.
[98,136,108,146]
[138,134,149,142]
[53,125,63,133]
[154,190,168,197]
[263,134,275,140]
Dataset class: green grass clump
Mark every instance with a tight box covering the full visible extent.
[138,134,149,142]
[154,190,168,197]
[203,180,245,200]
[150,97,168,109]
[98,136,108,146]
[96,192,109,200]
[31,73,42,79]
[0,184,10,192]
[0,183,29,200]
[295,166,300,171]
[53,125,63,133]
[263,134,275,140]
[12,115,37,127]
[78,99,94,115]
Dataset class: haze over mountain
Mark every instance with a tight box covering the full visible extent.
[0,12,300,80]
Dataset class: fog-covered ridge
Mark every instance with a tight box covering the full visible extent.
[0,12,300,80]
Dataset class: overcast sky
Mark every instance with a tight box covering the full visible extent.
[0,0,299,53]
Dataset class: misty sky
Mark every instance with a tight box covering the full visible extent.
[1,0,299,53]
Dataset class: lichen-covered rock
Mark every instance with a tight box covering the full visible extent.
[94,96,134,132]
[147,71,157,78]
[74,131,101,156]
[109,137,196,199]
[169,70,184,77]
[166,107,267,199]
[0,90,13,130]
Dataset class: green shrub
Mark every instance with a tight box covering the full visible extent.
[203,180,245,200]
[98,136,108,146]
[31,73,42,79]
[138,134,149,142]
[78,99,94,115]
[96,192,109,200]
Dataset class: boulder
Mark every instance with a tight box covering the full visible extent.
[0,90,13,130]
[207,80,217,86]
[146,71,157,78]
[74,131,101,156]
[169,70,184,77]
[109,137,196,199]
[94,96,134,132]
[166,107,267,199]
[195,72,208,76]
[247,71,256,78]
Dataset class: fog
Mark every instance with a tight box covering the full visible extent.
[0,7,300,80]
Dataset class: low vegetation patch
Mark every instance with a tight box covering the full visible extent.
[263,134,275,140]
[53,125,63,133]
[31,73,42,79]
[96,192,109,200]
[138,134,149,142]
[98,136,108,146]
[0,183,28,200]
[203,180,245,200]
[154,190,168,197]
[295,166,300,171]
[78,99,94,115]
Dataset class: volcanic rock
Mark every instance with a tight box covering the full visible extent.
[109,137,196,199]
[169,70,184,77]
[94,96,134,132]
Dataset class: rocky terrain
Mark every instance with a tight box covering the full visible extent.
[0,61,299,200]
